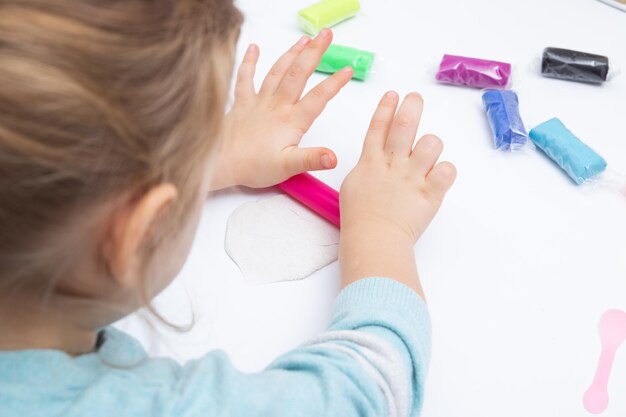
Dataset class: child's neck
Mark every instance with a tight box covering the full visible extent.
[0,299,98,355]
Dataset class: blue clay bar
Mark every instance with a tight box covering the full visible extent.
[482,90,528,151]
[529,118,607,184]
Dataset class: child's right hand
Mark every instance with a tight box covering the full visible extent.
[339,92,456,294]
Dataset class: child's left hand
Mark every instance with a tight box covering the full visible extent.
[211,29,353,190]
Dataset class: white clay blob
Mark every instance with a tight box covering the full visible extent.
[224,195,339,284]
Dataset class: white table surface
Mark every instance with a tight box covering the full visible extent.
[116,0,626,415]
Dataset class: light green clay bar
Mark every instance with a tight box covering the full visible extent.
[316,44,374,81]
[297,0,360,35]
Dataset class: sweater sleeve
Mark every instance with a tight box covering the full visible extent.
[0,278,431,417]
[172,277,431,417]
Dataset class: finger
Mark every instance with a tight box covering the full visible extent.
[410,134,444,177]
[275,28,333,103]
[296,66,353,130]
[385,92,424,157]
[362,91,399,155]
[234,44,259,102]
[425,161,457,197]
[259,36,311,96]
[283,147,337,175]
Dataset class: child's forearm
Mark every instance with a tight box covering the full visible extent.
[339,224,425,300]
[135,278,431,417]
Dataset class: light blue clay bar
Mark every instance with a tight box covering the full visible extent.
[529,118,607,184]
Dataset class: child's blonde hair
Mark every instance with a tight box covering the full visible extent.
[0,0,242,298]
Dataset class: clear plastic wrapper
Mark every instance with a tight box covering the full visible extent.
[589,170,626,197]
[482,90,528,151]
[597,0,626,12]
[529,118,607,185]
[316,44,374,81]
[435,54,511,89]
[541,47,610,84]
[297,0,360,35]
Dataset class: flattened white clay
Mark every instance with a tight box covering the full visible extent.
[225,195,339,284]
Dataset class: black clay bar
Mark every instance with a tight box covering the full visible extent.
[541,47,609,84]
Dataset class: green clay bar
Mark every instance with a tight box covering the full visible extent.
[298,0,360,35]
[316,44,374,81]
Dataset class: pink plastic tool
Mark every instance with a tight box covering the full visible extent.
[583,309,626,414]
[277,172,340,228]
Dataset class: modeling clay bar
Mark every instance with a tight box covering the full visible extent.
[529,118,607,184]
[541,47,610,84]
[298,0,360,35]
[436,54,511,89]
[316,44,374,81]
[482,90,528,151]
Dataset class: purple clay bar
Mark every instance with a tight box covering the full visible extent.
[436,54,511,89]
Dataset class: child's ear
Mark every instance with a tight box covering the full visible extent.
[103,183,178,289]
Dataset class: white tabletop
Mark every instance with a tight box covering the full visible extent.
[116,0,626,415]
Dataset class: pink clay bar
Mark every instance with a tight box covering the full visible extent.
[583,309,626,414]
[435,54,511,89]
[277,172,340,228]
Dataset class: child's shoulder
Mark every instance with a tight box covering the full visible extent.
[0,327,233,417]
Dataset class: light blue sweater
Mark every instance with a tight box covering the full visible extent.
[0,278,431,417]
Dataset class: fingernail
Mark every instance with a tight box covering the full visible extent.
[297,36,310,46]
[321,154,333,169]
[385,90,398,98]
[341,66,354,74]
[246,44,256,54]
[319,28,331,38]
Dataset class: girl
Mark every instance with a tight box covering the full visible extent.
[0,1,456,416]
